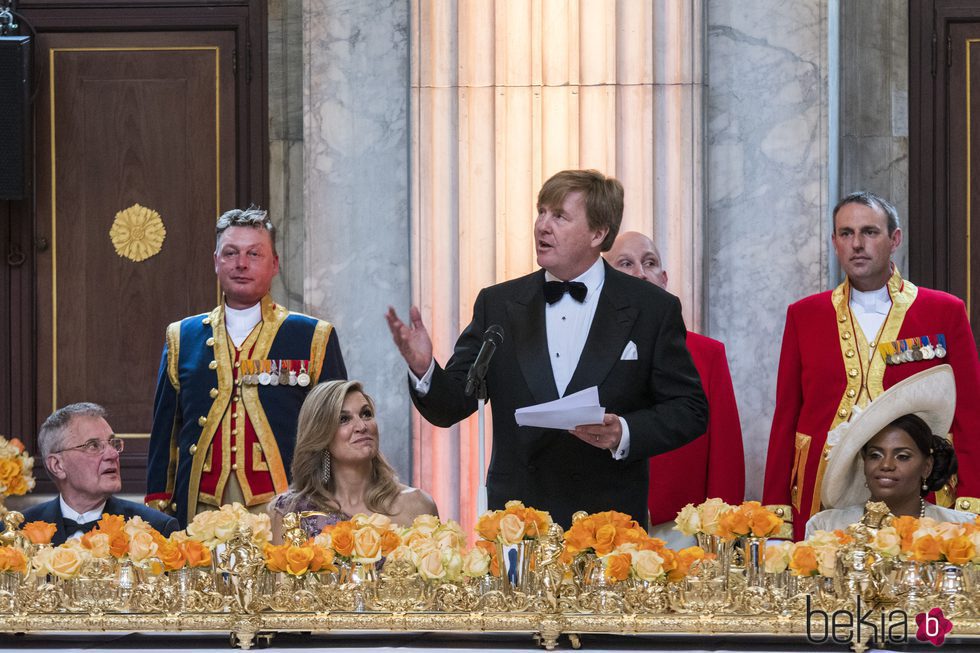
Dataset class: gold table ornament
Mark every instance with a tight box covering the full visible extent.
[109,203,166,262]
[3,510,980,651]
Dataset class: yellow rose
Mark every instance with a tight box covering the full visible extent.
[442,549,464,582]
[385,545,414,563]
[186,510,216,545]
[264,544,289,573]
[410,513,440,534]
[497,513,526,545]
[461,547,491,577]
[416,547,446,581]
[942,535,975,565]
[243,513,273,544]
[128,531,160,563]
[122,515,153,540]
[46,546,86,579]
[872,527,901,558]
[284,545,314,576]
[352,526,383,563]
[630,549,665,581]
[674,504,701,537]
[814,544,838,577]
[433,526,464,551]
[697,498,731,536]
[763,541,792,574]
[81,532,112,558]
[210,508,239,544]
[408,538,439,564]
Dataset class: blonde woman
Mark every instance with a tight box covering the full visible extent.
[270,380,437,541]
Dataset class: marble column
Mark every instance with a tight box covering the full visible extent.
[706,1,831,501]
[303,0,412,479]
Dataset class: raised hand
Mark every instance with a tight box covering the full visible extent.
[385,306,434,377]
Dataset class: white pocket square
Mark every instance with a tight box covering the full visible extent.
[620,341,638,360]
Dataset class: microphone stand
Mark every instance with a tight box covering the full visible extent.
[474,376,489,517]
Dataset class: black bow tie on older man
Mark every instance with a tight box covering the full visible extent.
[62,517,98,537]
[544,280,588,304]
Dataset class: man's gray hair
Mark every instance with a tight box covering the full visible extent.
[215,206,277,253]
[832,191,900,236]
[39,402,107,461]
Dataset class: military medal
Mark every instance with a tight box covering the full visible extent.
[288,360,298,386]
[278,359,290,385]
[935,334,947,358]
[912,337,924,361]
[297,361,311,387]
[269,360,280,386]
[921,336,935,360]
[258,360,271,386]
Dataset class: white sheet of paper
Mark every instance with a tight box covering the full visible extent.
[514,386,605,429]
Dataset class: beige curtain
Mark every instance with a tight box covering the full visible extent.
[410,0,704,534]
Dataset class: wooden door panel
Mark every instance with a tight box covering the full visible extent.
[35,31,236,489]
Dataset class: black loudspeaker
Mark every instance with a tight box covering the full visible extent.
[0,36,30,200]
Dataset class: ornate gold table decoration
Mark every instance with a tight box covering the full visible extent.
[1,501,980,651]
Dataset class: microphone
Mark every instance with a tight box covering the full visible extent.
[465,324,504,397]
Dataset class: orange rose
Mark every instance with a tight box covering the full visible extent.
[107,531,129,558]
[749,510,783,538]
[81,532,112,558]
[789,544,819,577]
[604,553,631,582]
[476,511,502,541]
[94,514,126,537]
[284,545,315,576]
[264,543,289,573]
[564,523,596,555]
[668,546,706,582]
[892,516,920,553]
[308,543,336,573]
[717,509,751,539]
[614,526,646,548]
[158,541,186,571]
[21,521,57,545]
[910,534,942,563]
[180,540,212,568]
[524,508,552,538]
[380,529,401,556]
[593,524,618,556]
[941,535,975,565]
[475,539,500,577]
[328,522,355,558]
[0,546,27,573]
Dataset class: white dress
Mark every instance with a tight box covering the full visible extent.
[805,502,974,540]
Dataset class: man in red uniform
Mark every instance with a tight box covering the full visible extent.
[764,191,980,540]
[605,232,745,547]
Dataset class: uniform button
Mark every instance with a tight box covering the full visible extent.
[823,451,831,460]
[233,396,240,403]
[848,368,859,378]
[838,314,847,323]
[842,332,851,340]
[961,500,970,510]
[209,388,219,398]
[869,341,876,348]
[231,463,238,471]
[845,350,855,358]
[203,317,211,325]
[189,444,198,454]
[838,408,848,418]
[846,389,857,398]
[197,416,207,426]
[232,412,238,419]
[774,508,784,517]
[170,502,178,510]
[208,360,218,370]
[234,361,241,368]
[206,337,215,347]
[232,428,239,435]
[231,445,238,453]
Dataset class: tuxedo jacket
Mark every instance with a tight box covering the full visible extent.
[648,332,745,525]
[21,496,179,546]
[411,262,708,528]
[763,269,980,540]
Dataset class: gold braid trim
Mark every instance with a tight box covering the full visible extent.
[954,495,980,514]
[165,322,182,391]
[186,304,231,525]
[309,320,335,383]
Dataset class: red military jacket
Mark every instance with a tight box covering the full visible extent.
[763,269,980,540]
[648,332,745,525]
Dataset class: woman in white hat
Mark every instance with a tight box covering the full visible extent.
[806,365,974,538]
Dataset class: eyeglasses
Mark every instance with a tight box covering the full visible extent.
[54,437,125,455]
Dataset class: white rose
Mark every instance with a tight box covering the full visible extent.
[871,527,901,558]
[697,498,731,536]
[763,541,792,574]
[674,504,701,537]
[461,547,490,577]
[631,549,665,582]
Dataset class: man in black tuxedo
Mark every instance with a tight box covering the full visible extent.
[386,169,707,527]
[22,403,178,545]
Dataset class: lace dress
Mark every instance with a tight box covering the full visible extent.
[271,491,350,538]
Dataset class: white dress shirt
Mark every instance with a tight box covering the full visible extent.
[412,257,630,459]
[60,495,107,540]
[225,302,262,347]
[850,285,891,351]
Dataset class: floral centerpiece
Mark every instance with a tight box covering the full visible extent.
[0,435,34,506]
[185,502,272,549]
[674,498,732,542]
[475,501,552,590]
[715,501,784,540]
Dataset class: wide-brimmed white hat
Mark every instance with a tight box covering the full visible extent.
[820,365,955,509]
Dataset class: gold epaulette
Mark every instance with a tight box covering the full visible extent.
[765,504,794,539]
[146,499,172,514]
[954,496,980,515]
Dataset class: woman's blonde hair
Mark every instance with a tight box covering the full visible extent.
[285,380,401,515]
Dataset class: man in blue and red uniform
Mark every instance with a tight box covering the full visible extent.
[606,232,745,547]
[145,207,346,527]
[764,191,980,540]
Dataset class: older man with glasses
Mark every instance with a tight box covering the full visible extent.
[21,402,178,545]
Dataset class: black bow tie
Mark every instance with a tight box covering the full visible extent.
[544,280,588,304]
[62,517,98,537]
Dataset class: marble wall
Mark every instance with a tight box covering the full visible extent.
[302,0,413,479]
[706,1,831,500]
